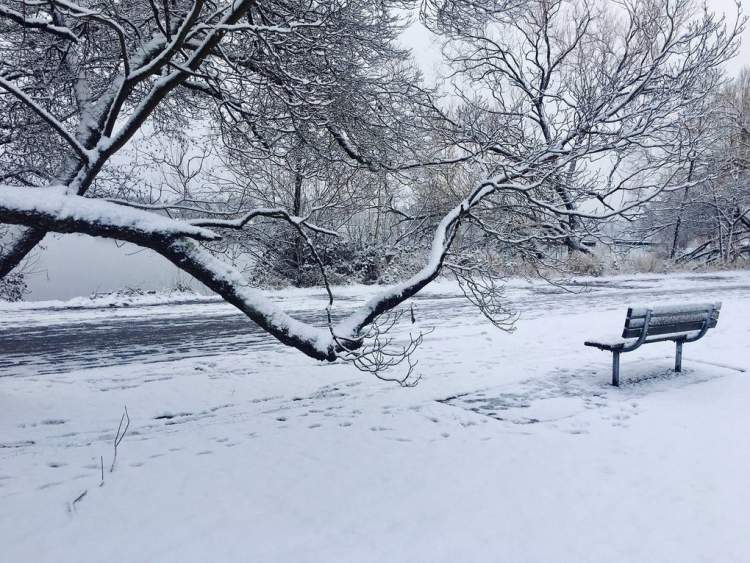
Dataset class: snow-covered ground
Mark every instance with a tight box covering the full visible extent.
[2,271,749,562]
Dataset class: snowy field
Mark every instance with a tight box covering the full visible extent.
[2,271,750,562]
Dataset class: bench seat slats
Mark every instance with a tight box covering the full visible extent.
[585,332,703,351]
[584,338,637,351]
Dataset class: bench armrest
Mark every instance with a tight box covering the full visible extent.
[620,309,652,352]
[682,304,716,343]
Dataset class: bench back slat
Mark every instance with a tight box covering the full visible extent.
[621,302,721,339]
[627,302,721,318]
[622,318,718,338]
[625,310,720,329]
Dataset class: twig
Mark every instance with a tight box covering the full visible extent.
[110,405,130,473]
[70,489,88,512]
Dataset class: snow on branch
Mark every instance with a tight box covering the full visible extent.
[0,6,79,42]
[126,0,205,83]
[105,200,340,237]
[334,184,476,338]
[0,76,89,161]
[189,209,339,237]
[0,186,221,243]
[206,19,325,34]
[89,0,255,181]
[155,239,337,361]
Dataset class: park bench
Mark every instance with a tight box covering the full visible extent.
[585,302,722,386]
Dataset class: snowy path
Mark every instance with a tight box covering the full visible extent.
[3,272,750,377]
[1,271,750,562]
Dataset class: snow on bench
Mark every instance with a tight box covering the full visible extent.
[584,302,722,386]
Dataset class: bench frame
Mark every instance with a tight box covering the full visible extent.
[586,303,719,386]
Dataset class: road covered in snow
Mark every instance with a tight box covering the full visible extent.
[2,271,750,562]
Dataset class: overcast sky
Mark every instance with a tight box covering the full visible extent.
[23,0,750,300]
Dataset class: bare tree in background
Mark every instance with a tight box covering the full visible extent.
[631,68,750,265]
[412,0,742,263]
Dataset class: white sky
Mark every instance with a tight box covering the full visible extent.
[24,0,750,300]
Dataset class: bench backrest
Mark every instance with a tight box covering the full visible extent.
[622,302,721,339]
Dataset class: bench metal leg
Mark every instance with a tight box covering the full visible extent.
[675,340,683,372]
[612,351,620,386]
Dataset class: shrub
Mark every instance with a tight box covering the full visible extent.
[0,272,27,302]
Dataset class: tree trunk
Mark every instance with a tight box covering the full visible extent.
[0,226,46,277]
[669,159,695,260]
[293,171,304,286]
